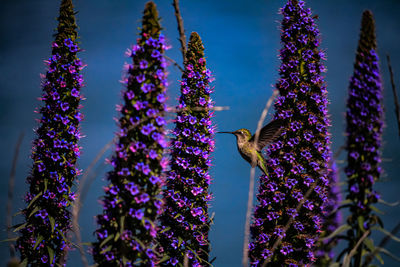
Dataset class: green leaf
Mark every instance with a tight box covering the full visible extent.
[187,246,202,262]
[132,236,145,250]
[114,232,120,242]
[370,205,384,214]
[44,178,48,192]
[160,226,170,233]
[374,226,400,242]
[321,224,351,241]
[378,199,400,207]
[120,215,125,234]
[158,255,170,264]
[47,246,55,264]
[28,206,40,218]
[56,228,68,243]
[357,216,366,232]
[13,222,28,232]
[49,216,55,233]
[33,235,44,250]
[26,192,42,209]
[100,245,112,254]
[328,263,340,267]
[100,234,114,248]
[122,256,129,265]
[12,211,23,217]
[376,252,384,264]
[364,237,375,251]
[0,237,18,242]
[378,247,400,262]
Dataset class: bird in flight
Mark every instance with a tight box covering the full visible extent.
[218,119,284,175]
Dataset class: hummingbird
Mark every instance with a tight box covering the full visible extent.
[218,119,284,175]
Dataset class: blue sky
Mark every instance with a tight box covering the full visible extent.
[1,0,400,266]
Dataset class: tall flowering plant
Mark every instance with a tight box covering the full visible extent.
[92,2,168,266]
[249,0,331,265]
[14,0,84,265]
[344,10,383,266]
[158,32,215,266]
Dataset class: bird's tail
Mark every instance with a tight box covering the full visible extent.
[257,155,268,176]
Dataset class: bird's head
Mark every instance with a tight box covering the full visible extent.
[218,128,252,141]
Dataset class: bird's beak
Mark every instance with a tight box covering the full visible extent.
[217,131,234,134]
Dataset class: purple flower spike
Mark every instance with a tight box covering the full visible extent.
[158,32,215,266]
[343,10,383,264]
[15,0,84,265]
[92,2,167,266]
[249,1,331,265]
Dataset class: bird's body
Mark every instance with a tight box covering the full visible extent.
[219,120,283,175]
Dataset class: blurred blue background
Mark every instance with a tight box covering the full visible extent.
[1,0,400,266]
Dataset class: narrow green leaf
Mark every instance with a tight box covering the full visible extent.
[26,192,42,209]
[56,228,68,244]
[0,237,18,242]
[44,178,48,192]
[120,215,125,234]
[374,226,400,242]
[100,234,114,248]
[378,199,400,207]
[47,246,55,264]
[370,205,384,214]
[357,216,365,232]
[378,247,400,262]
[12,211,23,217]
[321,224,351,241]
[49,216,55,233]
[13,222,28,232]
[132,236,145,250]
[376,253,384,264]
[100,245,112,254]
[160,226,170,233]
[364,237,375,251]
[158,255,170,264]
[28,206,40,218]
[114,232,120,242]
[33,235,44,250]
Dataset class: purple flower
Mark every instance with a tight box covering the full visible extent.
[139,60,148,69]
[250,1,331,265]
[343,11,383,263]
[93,3,168,265]
[159,32,214,266]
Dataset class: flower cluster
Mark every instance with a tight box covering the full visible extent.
[344,10,383,264]
[92,2,168,266]
[249,0,331,265]
[158,32,215,266]
[15,0,84,265]
[315,161,341,266]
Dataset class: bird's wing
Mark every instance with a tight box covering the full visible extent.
[250,119,283,151]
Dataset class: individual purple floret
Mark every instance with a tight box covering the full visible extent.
[158,32,215,266]
[249,0,331,265]
[92,2,168,266]
[343,10,383,266]
[14,0,84,266]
